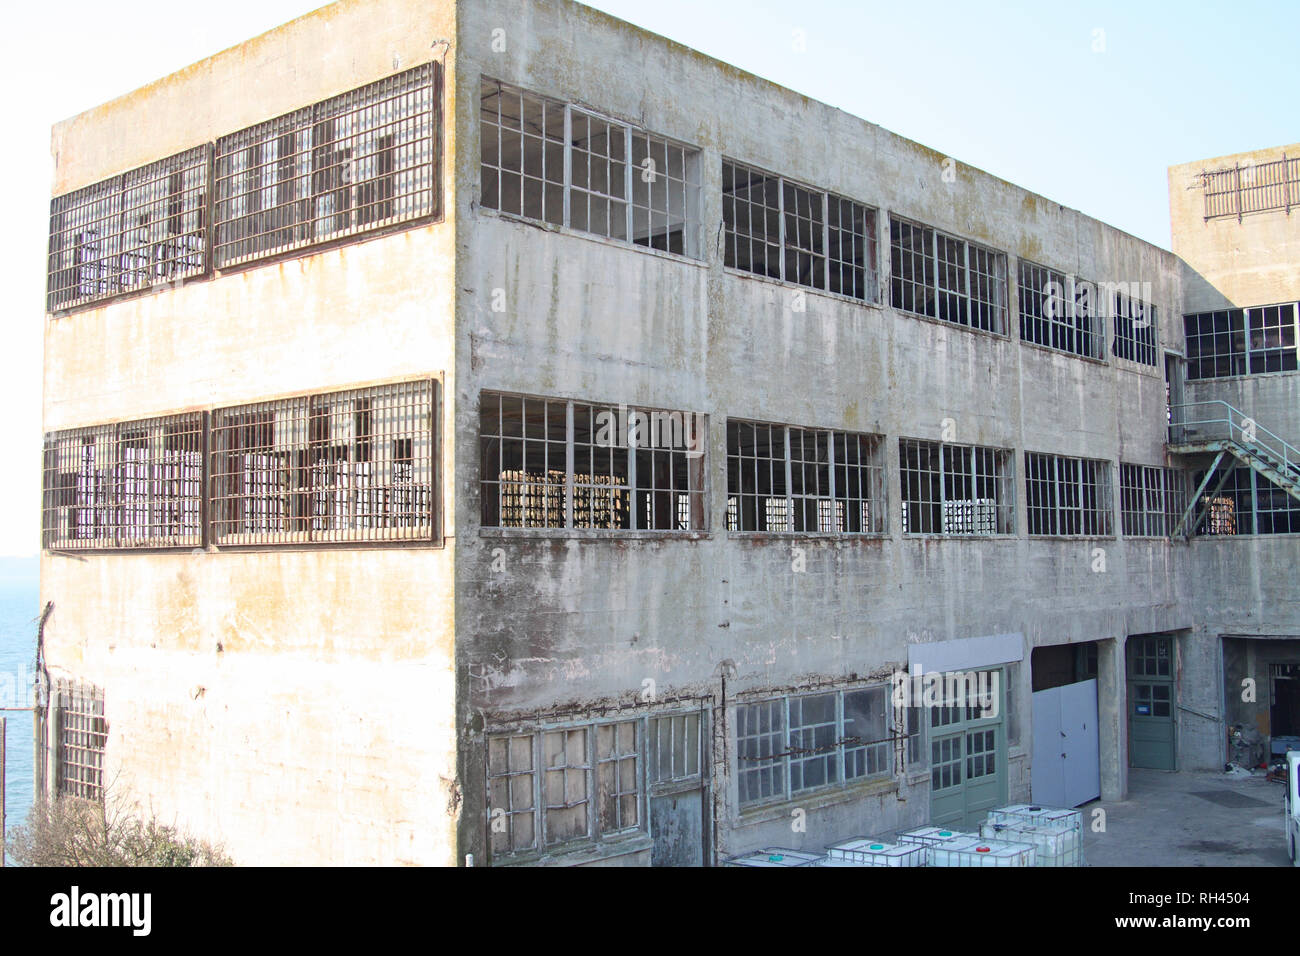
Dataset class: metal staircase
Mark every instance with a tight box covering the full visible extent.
[1167,400,1300,537]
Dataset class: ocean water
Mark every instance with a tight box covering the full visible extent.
[0,561,40,865]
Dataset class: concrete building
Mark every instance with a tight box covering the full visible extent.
[36,0,1300,866]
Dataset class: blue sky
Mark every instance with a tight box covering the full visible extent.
[1,0,1295,554]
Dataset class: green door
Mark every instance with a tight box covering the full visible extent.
[1128,636,1176,771]
[929,668,1007,829]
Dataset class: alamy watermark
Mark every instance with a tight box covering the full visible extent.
[891,666,1000,716]
[593,404,706,458]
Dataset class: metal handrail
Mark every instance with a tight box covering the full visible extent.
[1169,400,1300,479]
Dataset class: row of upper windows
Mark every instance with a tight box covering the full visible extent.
[45,381,1294,553]
[479,76,1163,368]
[479,390,1294,539]
[46,63,442,313]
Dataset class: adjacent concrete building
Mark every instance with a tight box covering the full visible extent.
[36,0,1300,866]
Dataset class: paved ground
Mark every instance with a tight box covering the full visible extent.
[1082,768,1291,866]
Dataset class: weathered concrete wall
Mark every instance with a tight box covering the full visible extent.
[1169,144,1300,311]
[453,0,1193,863]
[42,0,461,865]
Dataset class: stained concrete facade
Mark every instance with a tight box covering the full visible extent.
[37,0,1300,866]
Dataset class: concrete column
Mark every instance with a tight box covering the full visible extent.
[1098,635,1128,801]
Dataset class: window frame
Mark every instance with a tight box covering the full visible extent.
[735,684,896,810]
[1111,288,1159,367]
[1024,452,1114,537]
[722,159,880,303]
[1120,463,1188,538]
[479,391,709,534]
[1016,259,1106,360]
[889,215,1008,335]
[898,438,1016,536]
[725,419,886,535]
[479,77,703,260]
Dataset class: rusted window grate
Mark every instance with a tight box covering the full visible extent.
[209,380,435,546]
[1201,154,1298,221]
[46,146,210,312]
[56,680,107,802]
[214,62,440,268]
[42,413,204,550]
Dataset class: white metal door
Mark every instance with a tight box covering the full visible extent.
[1032,678,1100,807]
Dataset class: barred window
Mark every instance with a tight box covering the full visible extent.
[726,421,885,534]
[890,216,1006,333]
[209,380,435,545]
[899,439,1015,535]
[1120,463,1188,537]
[723,160,878,301]
[737,685,894,808]
[1200,155,1300,220]
[1025,452,1113,536]
[1112,289,1158,366]
[56,680,107,802]
[480,78,701,257]
[1017,261,1105,359]
[47,146,209,312]
[214,62,440,268]
[479,392,707,531]
[42,414,204,550]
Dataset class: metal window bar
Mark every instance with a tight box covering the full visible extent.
[214,62,439,269]
[1201,154,1298,221]
[1025,452,1112,536]
[42,413,204,550]
[209,380,434,545]
[900,439,1012,535]
[1112,290,1158,366]
[55,680,107,802]
[1017,260,1103,359]
[47,146,210,312]
[595,720,640,834]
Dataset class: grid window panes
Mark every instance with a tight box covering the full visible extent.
[214,62,440,268]
[1120,464,1188,537]
[1017,261,1104,359]
[47,146,210,312]
[480,393,707,531]
[1112,289,1159,366]
[595,720,640,835]
[889,216,1006,333]
[1248,304,1299,374]
[737,686,895,808]
[898,439,1015,535]
[481,78,701,258]
[736,699,785,805]
[648,713,702,785]
[543,728,590,846]
[789,693,838,792]
[727,421,885,534]
[722,160,878,301]
[1025,452,1113,536]
[1193,466,1300,536]
[1184,309,1248,380]
[209,380,435,545]
[42,414,204,550]
[487,734,537,854]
